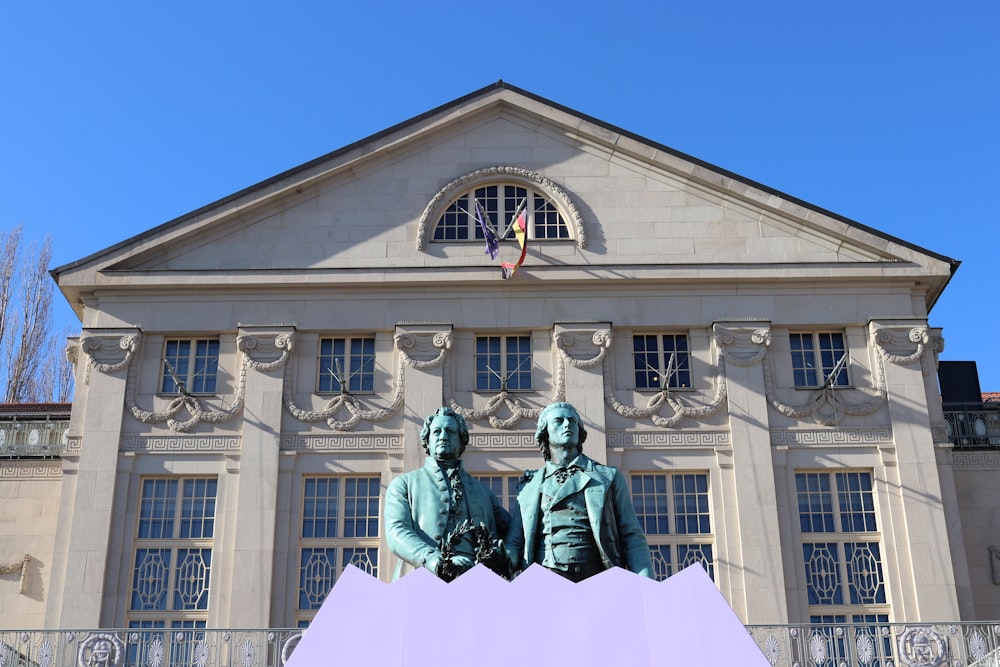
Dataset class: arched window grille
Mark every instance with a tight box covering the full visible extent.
[432,184,571,242]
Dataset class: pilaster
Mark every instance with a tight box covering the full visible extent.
[871,320,961,621]
[225,326,294,627]
[53,328,139,627]
[553,323,611,463]
[394,325,452,473]
[714,322,788,623]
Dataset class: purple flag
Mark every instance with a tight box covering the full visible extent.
[475,201,499,260]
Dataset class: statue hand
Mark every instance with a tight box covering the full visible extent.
[425,553,442,574]
[450,555,475,572]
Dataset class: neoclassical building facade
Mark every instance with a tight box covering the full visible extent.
[5,83,997,641]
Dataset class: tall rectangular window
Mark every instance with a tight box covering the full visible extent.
[298,476,380,624]
[790,332,849,388]
[161,339,220,394]
[796,471,888,623]
[318,337,375,393]
[631,472,714,581]
[128,478,216,630]
[633,334,691,389]
[475,335,532,391]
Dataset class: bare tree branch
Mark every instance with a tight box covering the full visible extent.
[0,226,23,358]
[0,230,73,402]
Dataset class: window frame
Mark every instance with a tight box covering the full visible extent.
[789,331,851,389]
[432,183,572,242]
[296,475,381,625]
[472,473,523,512]
[159,338,220,395]
[474,334,533,392]
[316,336,376,395]
[127,477,217,628]
[632,333,693,390]
[795,470,889,622]
[630,471,715,582]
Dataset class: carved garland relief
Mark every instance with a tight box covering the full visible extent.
[81,331,293,433]
[0,554,30,594]
[81,325,940,434]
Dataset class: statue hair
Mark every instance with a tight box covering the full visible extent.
[420,407,470,457]
[535,402,587,461]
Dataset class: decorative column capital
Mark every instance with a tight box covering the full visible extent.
[553,323,612,369]
[713,322,771,367]
[237,325,296,372]
[869,320,943,367]
[394,324,453,370]
[79,327,142,381]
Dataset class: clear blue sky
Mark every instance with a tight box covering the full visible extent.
[3,2,997,390]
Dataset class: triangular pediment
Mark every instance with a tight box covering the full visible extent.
[54,82,956,312]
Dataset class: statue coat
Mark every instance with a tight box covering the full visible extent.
[384,457,510,580]
[506,454,654,578]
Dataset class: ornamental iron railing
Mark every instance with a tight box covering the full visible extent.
[0,629,302,667]
[2,623,1000,666]
[944,404,1000,449]
[0,419,68,458]
[747,622,1000,667]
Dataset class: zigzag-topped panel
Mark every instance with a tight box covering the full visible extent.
[285,564,769,666]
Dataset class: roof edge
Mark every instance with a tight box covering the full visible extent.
[51,79,960,279]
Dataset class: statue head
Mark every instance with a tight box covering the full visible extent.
[535,402,587,461]
[420,407,469,460]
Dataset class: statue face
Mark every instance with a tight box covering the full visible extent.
[544,405,581,451]
[428,414,462,461]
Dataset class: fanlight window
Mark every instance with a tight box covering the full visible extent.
[433,184,571,242]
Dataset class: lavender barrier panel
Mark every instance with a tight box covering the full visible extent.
[285,563,770,666]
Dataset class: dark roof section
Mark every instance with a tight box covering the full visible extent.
[51,80,960,288]
[0,402,72,417]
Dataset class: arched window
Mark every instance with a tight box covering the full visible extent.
[416,167,586,250]
[432,183,571,242]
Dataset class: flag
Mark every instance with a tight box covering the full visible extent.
[500,210,528,280]
[475,201,499,260]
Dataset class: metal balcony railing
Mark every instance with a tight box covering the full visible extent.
[0,419,68,458]
[3,622,1000,666]
[0,629,302,667]
[944,403,1000,449]
[747,621,1000,666]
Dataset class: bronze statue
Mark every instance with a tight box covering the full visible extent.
[385,407,510,581]
[506,402,654,581]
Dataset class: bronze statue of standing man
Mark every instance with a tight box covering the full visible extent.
[506,402,654,581]
[385,407,510,581]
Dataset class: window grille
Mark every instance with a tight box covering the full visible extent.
[318,337,375,393]
[796,471,888,622]
[472,473,523,512]
[630,472,714,581]
[790,332,850,388]
[161,339,220,394]
[297,476,380,624]
[128,478,216,629]
[475,335,532,391]
[433,184,570,241]
[633,334,692,389]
